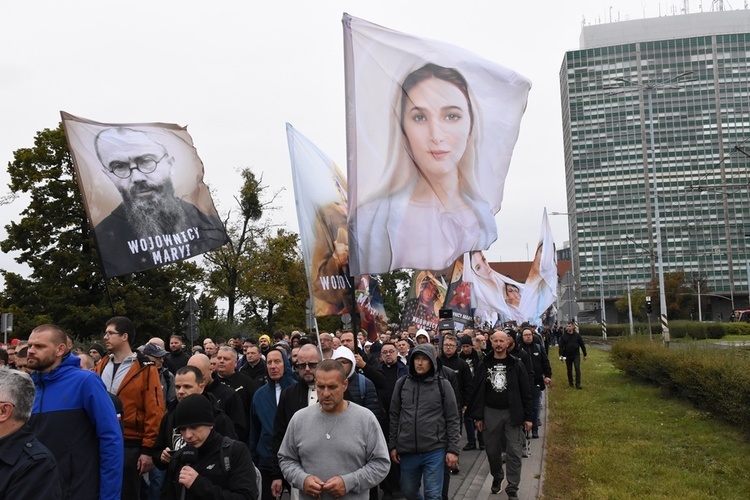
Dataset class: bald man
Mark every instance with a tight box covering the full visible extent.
[93,126,227,277]
[187,354,247,442]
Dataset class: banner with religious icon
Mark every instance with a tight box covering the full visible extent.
[344,13,531,276]
[61,111,227,278]
[464,210,558,325]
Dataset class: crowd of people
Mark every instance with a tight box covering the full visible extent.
[0,317,589,499]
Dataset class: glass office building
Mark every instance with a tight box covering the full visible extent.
[560,10,750,318]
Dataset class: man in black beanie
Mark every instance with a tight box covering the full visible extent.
[163,394,258,500]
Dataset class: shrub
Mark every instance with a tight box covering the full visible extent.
[610,337,750,432]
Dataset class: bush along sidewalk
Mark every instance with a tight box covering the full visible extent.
[610,337,750,432]
[578,320,750,339]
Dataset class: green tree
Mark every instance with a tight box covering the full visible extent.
[615,287,646,321]
[378,269,412,325]
[648,271,695,320]
[0,124,202,340]
[240,228,307,331]
[203,169,271,324]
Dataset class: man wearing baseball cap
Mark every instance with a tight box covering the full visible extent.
[163,394,257,500]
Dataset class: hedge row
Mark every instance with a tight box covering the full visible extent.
[610,338,750,432]
[578,321,750,339]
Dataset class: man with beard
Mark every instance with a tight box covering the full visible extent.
[26,324,123,500]
[93,127,226,277]
[164,335,190,375]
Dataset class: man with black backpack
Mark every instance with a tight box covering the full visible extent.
[389,344,460,500]
[163,394,257,499]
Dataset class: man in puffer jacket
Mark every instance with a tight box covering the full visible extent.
[388,344,460,500]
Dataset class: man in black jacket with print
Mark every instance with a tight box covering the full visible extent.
[469,330,532,500]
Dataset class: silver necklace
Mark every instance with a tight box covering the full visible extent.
[325,415,339,439]
[322,405,341,439]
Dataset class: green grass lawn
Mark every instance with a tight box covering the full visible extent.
[543,348,750,499]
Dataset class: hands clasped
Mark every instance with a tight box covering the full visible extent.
[304,474,346,498]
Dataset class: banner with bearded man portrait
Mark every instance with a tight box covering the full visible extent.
[61,112,228,278]
[344,14,532,275]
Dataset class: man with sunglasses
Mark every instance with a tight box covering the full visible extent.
[270,344,322,499]
[93,127,226,276]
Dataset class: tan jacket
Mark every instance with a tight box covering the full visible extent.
[96,352,165,449]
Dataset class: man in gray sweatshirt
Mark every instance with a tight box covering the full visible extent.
[278,359,390,499]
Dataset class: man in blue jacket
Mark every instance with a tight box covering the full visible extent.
[249,347,296,500]
[26,324,124,500]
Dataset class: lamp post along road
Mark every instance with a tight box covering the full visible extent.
[627,276,634,335]
[551,210,587,323]
[607,71,697,346]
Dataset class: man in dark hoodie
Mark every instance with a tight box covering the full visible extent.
[389,344,460,500]
[249,347,296,500]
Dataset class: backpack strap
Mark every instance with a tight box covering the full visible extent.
[220,436,233,472]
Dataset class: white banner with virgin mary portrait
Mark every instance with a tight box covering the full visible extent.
[464,210,558,326]
[344,14,532,276]
[61,112,228,278]
[286,123,353,317]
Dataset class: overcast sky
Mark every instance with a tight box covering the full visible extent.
[0,0,721,288]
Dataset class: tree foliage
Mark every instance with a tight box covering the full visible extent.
[0,124,202,341]
[615,287,647,321]
[378,269,412,325]
[203,169,271,324]
[648,271,697,320]
[240,228,307,332]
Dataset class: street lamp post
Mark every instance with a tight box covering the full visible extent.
[551,210,588,325]
[607,71,696,346]
[627,276,634,335]
[598,249,607,340]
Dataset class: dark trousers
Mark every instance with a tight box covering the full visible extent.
[531,385,542,432]
[566,356,582,387]
[381,459,401,494]
[123,445,142,500]
[464,416,484,446]
[484,407,524,496]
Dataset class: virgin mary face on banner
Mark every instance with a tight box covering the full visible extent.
[353,63,496,274]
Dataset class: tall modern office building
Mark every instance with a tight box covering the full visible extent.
[560,9,750,320]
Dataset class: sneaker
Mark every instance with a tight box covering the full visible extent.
[532,431,539,439]
[463,443,477,451]
[522,449,529,458]
[576,385,582,390]
[490,478,502,494]
[507,492,519,500]
[478,443,486,450]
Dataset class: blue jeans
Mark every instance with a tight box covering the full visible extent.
[399,448,445,500]
[147,467,165,500]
